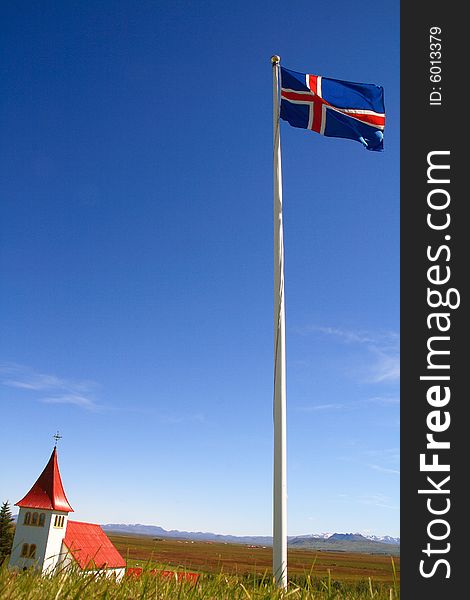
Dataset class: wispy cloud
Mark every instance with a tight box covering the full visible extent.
[296,403,345,412]
[298,325,400,384]
[368,350,400,383]
[313,327,379,345]
[41,394,98,410]
[364,396,400,406]
[338,447,400,478]
[368,464,400,475]
[295,395,399,414]
[337,492,399,511]
[0,362,101,411]
[358,493,399,510]
[362,447,400,460]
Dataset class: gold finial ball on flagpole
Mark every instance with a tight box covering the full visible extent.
[271,55,281,65]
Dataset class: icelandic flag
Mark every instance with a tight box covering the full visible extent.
[280,66,385,151]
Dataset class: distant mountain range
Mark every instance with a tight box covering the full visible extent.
[290,532,400,545]
[12,513,399,553]
[101,523,274,546]
[101,523,400,554]
[288,532,400,554]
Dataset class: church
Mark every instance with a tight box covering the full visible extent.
[9,444,126,580]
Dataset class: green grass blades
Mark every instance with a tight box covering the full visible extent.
[1,561,399,599]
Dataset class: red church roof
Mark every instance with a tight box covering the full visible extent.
[63,521,126,570]
[15,447,74,512]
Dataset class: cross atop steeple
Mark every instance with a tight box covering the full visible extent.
[15,443,73,512]
[53,431,62,447]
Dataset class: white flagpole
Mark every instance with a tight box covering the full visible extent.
[271,54,287,589]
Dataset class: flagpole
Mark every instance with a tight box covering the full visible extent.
[271,54,287,589]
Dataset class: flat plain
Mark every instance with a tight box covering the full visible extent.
[108,532,400,584]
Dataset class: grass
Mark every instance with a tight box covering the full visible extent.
[0,560,400,599]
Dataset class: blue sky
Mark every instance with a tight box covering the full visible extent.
[1,1,399,537]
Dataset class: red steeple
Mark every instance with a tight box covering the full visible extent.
[15,447,74,513]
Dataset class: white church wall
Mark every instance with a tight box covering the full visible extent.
[78,566,126,582]
[9,508,57,572]
[110,567,125,582]
[56,544,74,571]
[42,512,70,573]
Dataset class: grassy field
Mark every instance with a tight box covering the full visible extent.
[0,533,400,598]
[109,532,400,584]
[1,562,400,600]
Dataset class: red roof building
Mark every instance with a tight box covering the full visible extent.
[10,445,125,580]
[15,447,74,513]
[63,521,126,570]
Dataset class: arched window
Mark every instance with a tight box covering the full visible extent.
[28,544,36,559]
[54,515,65,528]
[38,513,45,527]
[21,544,29,557]
[31,512,38,526]
[24,512,31,525]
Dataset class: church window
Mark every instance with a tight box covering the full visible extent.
[54,515,65,528]
[29,544,36,558]
[21,544,29,557]
[39,513,45,527]
[24,512,31,525]
[31,512,38,526]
